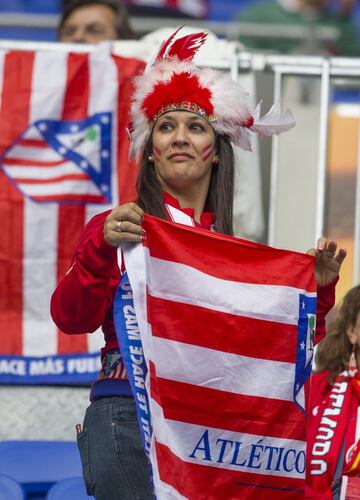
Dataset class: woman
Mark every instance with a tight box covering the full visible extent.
[51,28,346,500]
[306,286,360,499]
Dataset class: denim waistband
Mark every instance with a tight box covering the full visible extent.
[90,379,133,401]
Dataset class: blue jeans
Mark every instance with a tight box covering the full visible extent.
[77,397,153,500]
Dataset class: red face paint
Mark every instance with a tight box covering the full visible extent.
[153,145,161,161]
[202,143,213,162]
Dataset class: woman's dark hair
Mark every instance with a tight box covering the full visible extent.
[315,285,360,383]
[136,134,234,236]
[59,0,135,40]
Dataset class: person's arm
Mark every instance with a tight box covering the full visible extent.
[51,211,118,334]
[315,277,338,345]
[307,238,346,344]
[51,202,145,334]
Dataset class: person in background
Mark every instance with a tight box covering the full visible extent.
[307,285,360,498]
[237,0,360,56]
[58,0,135,43]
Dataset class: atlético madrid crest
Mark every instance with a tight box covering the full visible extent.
[0,112,112,204]
[294,293,317,413]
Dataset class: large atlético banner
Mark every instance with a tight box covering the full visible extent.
[0,44,145,385]
[116,214,317,499]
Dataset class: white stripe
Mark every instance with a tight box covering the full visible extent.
[88,327,105,353]
[85,44,119,224]
[23,51,67,355]
[151,400,305,480]
[86,46,120,352]
[0,50,7,113]
[340,476,348,500]
[148,254,315,325]
[5,144,63,162]
[4,161,81,179]
[22,126,44,140]
[356,406,360,443]
[152,336,295,402]
[21,179,102,196]
[166,205,195,226]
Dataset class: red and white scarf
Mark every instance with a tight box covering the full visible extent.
[306,369,360,498]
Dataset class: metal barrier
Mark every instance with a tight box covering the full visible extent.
[0,13,340,43]
[0,40,358,285]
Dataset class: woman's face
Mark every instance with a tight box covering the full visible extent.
[151,111,218,194]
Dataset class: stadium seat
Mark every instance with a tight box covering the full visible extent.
[0,441,82,498]
[24,0,61,13]
[0,0,25,12]
[46,477,93,500]
[0,473,25,500]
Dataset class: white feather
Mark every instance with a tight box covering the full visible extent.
[128,58,296,160]
[250,102,295,136]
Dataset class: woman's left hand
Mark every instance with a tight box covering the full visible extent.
[307,237,347,287]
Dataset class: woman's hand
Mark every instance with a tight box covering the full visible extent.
[307,238,347,287]
[104,202,145,248]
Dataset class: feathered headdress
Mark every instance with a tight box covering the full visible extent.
[129,27,295,160]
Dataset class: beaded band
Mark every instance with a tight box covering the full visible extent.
[152,101,216,124]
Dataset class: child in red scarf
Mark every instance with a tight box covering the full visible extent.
[307,286,360,499]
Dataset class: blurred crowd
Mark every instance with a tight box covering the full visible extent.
[0,0,359,56]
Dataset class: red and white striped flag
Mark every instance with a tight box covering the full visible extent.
[0,44,144,384]
[123,214,317,499]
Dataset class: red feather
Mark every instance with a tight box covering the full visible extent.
[155,27,208,64]
[155,26,184,64]
[142,72,213,120]
[167,32,208,61]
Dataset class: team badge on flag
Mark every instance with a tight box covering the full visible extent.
[114,214,317,499]
[0,112,112,204]
[294,295,317,412]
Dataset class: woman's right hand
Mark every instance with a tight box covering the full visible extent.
[104,202,145,248]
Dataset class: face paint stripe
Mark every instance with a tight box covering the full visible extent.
[153,145,161,161]
[202,143,212,153]
[202,150,213,162]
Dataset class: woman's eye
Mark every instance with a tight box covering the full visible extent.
[191,123,205,132]
[159,122,173,131]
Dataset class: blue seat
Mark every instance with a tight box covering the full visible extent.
[0,0,25,12]
[0,473,25,500]
[24,0,61,13]
[46,477,93,500]
[0,441,82,498]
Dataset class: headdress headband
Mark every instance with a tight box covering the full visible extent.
[129,27,295,160]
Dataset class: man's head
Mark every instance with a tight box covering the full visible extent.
[59,0,134,44]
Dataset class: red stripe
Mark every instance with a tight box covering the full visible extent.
[0,51,34,354]
[57,53,90,354]
[142,215,317,291]
[18,138,48,148]
[155,441,304,499]
[16,173,89,184]
[112,55,145,204]
[150,369,306,442]
[4,158,66,167]
[32,194,106,203]
[148,294,298,363]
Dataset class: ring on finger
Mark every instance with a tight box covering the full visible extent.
[115,220,123,232]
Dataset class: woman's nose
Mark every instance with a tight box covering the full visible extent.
[172,126,189,145]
